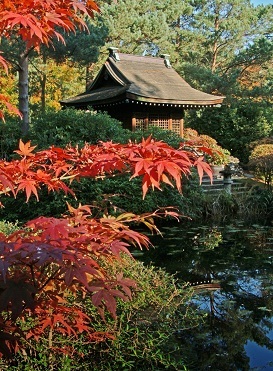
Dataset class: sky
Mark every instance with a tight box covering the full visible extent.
[251,0,273,5]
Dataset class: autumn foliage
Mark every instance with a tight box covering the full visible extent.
[249,142,273,188]
[0,0,99,48]
[0,0,99,121]
[0,137,212,202]
[0,137,212,358]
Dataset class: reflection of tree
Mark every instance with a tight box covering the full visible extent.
[187,244,273,369]
[141,223,273,370]
[177,298,251,370]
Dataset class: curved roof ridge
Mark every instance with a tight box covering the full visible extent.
[61,50,225,107]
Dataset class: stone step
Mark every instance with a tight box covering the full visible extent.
[201,176,250,194]
[202,181,248,187]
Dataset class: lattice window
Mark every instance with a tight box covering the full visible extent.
[134,113,182,135]
[135,117,146,131]
[148,115,169,130]
[172,119,181,135]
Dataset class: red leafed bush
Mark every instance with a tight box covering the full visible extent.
[0,137,212,358]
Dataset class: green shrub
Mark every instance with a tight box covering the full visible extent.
[0,220,20,235]
[128,126,183,149]
[0,187,76,223]
[201,191,240,221]
[30,108,183,150]
[0,115,22,159]
[240,187,273,223]
[87,175,187,217]
[29,108,130,149]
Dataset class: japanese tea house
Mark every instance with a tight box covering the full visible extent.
[60,47,224,137]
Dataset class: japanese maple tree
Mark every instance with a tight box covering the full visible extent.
[0,0,99,133]
[0,0,214,362]
[0,136,212,359]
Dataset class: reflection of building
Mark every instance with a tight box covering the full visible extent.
[60,47,224,137]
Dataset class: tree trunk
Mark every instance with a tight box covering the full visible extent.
[86,63,95,90]
[41,51,47,113]
[211,6,220,72]
[19,50,29,136]
[41,73,46,113]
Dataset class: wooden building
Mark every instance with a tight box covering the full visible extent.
[60,47,224,137]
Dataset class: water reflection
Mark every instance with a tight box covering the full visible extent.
[135,222,273,370]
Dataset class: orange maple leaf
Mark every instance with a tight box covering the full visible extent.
[14,139,36,157]
[16,179,39,202]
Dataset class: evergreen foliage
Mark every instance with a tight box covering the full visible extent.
[30,108,129,149]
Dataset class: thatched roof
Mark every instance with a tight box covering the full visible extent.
[60,49,224,109]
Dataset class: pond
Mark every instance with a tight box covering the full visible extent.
[134,221,273,370]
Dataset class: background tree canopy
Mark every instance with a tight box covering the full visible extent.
[1,0,273,163]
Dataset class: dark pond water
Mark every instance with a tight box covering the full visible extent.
[134,221,273,371]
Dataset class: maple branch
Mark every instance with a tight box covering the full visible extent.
[38,266,62,291]
[48,327,53,354]
[30,264,37,288]
[18,336,38,354]
[94,170,132,180]
[0,188,12,196]
[29,59,44,75]
[55,173,79,182]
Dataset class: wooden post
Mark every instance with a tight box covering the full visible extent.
[180,118,184,138]
[132,115,136,131]
[169,117,172,131]
[145,116,149,130]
